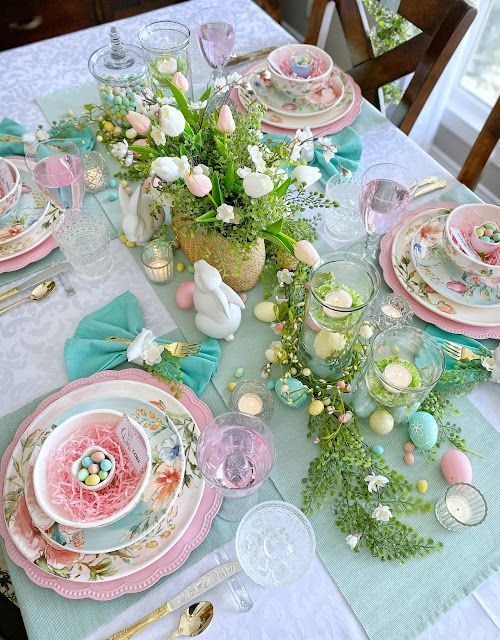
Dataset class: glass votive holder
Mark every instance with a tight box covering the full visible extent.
[322,173,365,247]
[142,240,173,284]
[368,293,413,333]
[230,380,274,423]
[435,483,487,531]
[81,151,109,193]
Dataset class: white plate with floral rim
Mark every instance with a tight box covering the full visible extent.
[22,394,185,554]
[2,379,209,583]
[238,65,354,129]
[249,67,345,116]
[411,214,500,308]
[391,207,500,326]
[0,203,58,261]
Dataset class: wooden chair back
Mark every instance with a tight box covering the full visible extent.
[305,0,477,133]
[458,97,500,190]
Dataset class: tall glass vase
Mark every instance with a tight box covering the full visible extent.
[298,252,380,379]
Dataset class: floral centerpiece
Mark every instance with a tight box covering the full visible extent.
[102,74,331,290]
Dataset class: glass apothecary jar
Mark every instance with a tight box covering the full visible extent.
[88,27,148,128]
[351,326,444,425]
[298,252,380,379]
[139,21,193,98]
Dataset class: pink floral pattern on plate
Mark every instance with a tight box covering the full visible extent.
[0,370,221,600]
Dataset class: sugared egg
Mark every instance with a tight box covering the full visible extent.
[91,451,105,463]
[440,449,472,484]
[408,411,438,450]
[85,474,101,486]
[175,280,195,309]
[254,301,277,323]
[88,464,100,474]
[369,409,394,434]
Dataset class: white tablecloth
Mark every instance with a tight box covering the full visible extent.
[0,1,499,638]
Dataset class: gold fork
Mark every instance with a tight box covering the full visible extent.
[442,339,489,362]
[105,336,200,358]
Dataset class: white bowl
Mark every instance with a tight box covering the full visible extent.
[0,159,22,217]
[33,409,151,529]
[268,44,333,98]
[71,445,116,490]
[444,204,500,277]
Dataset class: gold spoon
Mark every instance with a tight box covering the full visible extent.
[165,602,214,640]
[0,280,55,316]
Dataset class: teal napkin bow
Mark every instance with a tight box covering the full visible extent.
[0,118,94,157]
[266,127,362,187]
[64,291,221,396]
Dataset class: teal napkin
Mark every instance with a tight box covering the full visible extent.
[0,118,26,156]
[64,291,221,396]
[267,126,362,187]
[0,118,94,156]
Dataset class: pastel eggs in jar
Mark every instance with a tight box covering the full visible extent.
[440,449,473,484]
[408,411,438,450]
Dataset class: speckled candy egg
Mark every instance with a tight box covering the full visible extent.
[254,301,277,323]
[274,377,308,408]
[408,411,438,450]
[175,280,195,309]
[440,449,473,484]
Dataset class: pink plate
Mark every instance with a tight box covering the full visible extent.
[0,370,222,600]
[380,203,500,339]
[0,235,57,273]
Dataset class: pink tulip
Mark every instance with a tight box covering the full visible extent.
[184,172,212,197]
[125,111,151,135]
[216,104,236,134]
[293,240,320,266]
[171,71,189,93]
[131,138,149,157]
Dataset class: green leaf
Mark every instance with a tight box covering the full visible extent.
[179,143,187,158]
[273,177,292,198]
[194,131,203,149]
[224,161,235,190]
[214,137,226,156]
[184,123,195,138]
[211,172,222,207]
[129,145,160,157]
[84,104,94,111]
[195,209,217,222]
[165,79,198,126]
[265,218,284,234]
[199,85,213,102]
[261,230,294,254]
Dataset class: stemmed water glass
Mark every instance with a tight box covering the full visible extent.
[359,163,416,259]
[196,7,235,83]
[25,138,85,213]
[197,412,275,522]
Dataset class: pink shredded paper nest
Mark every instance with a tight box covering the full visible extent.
[46,422,143,523]
[278,52,329,79]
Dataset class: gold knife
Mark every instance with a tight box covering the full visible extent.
[227,46,277,66]
[414,179,448,198]
[107,561,242,640]
[0,261,70,302]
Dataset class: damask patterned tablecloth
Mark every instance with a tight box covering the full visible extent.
[0,1,499,639]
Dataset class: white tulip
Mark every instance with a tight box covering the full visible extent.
[151,155,190,183]
[159,105,186,137]
[292,165,322,187]
[216,203,235,223]
[243,172,273,198]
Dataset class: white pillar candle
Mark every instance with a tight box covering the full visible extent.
[323,290,353,318]
[238,393,263,416]
[144,258,173,283]
[382,362,412,392]
[446,495,472,523]
[381,304,403,319]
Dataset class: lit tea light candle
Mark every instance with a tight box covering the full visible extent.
[323,289,352,318]
[381,304,403,319]
[446,495,472,524]
[382,362,412,392]
[142,241,173,284]
[238,393,264,416]
[144,258,172,283]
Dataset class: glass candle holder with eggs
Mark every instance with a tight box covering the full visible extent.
[88,27,149,130]
[351,327,444,425]
[298,253,380,379]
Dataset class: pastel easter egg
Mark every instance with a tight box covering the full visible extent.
[372,444,384,455]
[408,411,438,450]
[88,464,100,474]
[313,330,346,359]
[440,449,472,484]
[81,456,92,468]
[308,400,324,416]
[275,377,308,409]
[254,301,277,323]
[91,451,105,463]
[85,474,100,486]
[98,470,108,480]
[369,409,394,434]
[100,459,113,472]
[175,280,195,309]
[77,468,89,482]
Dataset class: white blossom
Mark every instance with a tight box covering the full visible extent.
[216,203,235,223]
[277,269,294,287]
[345,534,360,550]
[35,129,49,141]
[189,100,208,110]
[156,57,177,75]
[247,144,267,172]
[237,166,252,179]
[243,172,273,198]
[142,341,164,366]
[365,474,390,493]
[158,96,175,106]
[249,128,263,139]
[316,136,337,162]
[192,164,210,176]
[372,504,392,522]
[213,76,229,92]
[151,125,166,146]
[291,165,321,187]
[123,151,134,167]
[226,71,243,85]
[110,140,128,160]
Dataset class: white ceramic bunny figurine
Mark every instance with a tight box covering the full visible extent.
[193,260,245,341]
[119,180,164,244]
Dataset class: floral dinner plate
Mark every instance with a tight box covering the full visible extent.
[391,207,500,327]
[24,395,185,554]
[2,377,209,583]
[411,214,500,308]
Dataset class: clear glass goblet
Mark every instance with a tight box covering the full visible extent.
[197,412,275,522]
[196,7,235,84]
[359,163,416,259]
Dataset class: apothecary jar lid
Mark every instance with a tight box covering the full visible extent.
[88,27,147,85]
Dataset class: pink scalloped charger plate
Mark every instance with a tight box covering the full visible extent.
[0,235,58,273]
[380,203,500,339]
[0,370,222,600]
[233,62,362,136]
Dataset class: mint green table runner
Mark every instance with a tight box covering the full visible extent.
[1,85,496,640]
